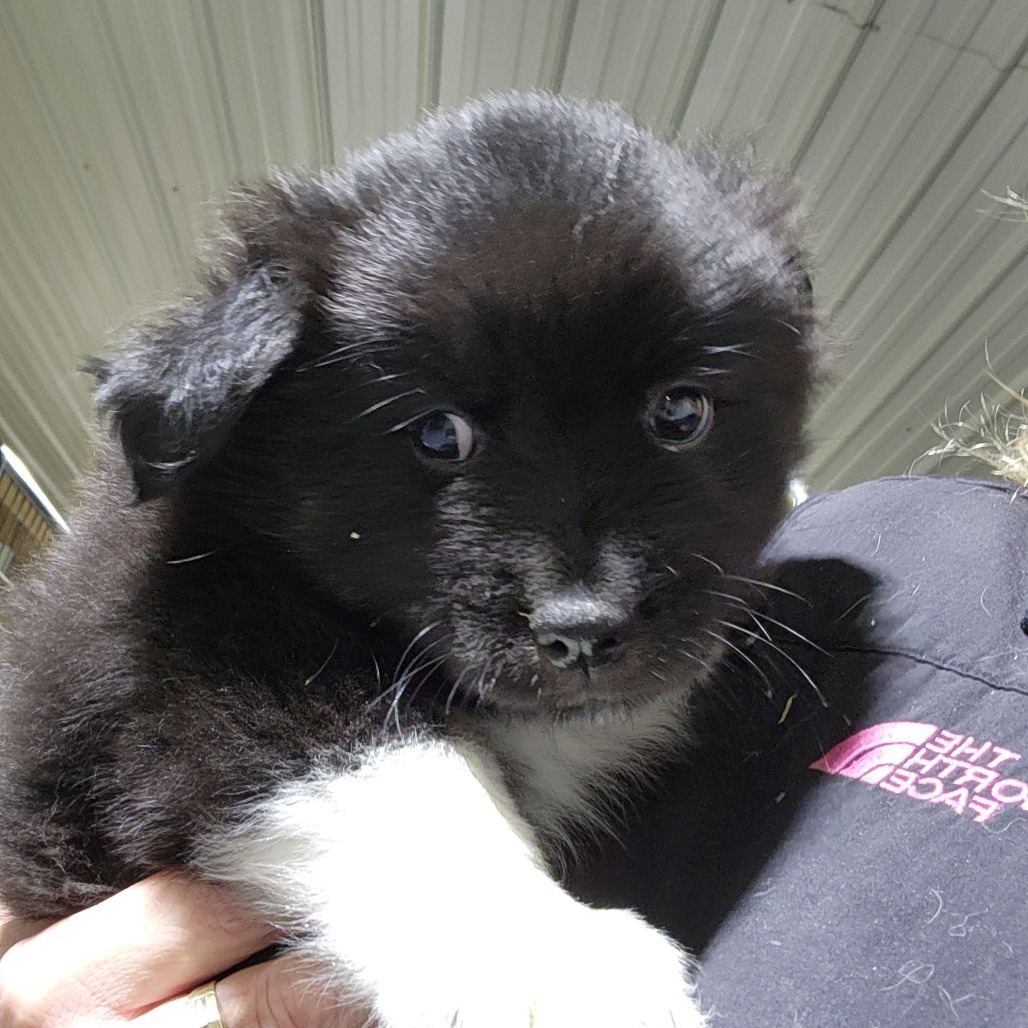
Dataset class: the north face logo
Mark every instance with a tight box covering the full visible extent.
[811,722,1026,824]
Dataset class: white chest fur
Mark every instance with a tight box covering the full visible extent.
[476,692,691,852]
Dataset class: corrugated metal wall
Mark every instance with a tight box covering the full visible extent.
[1,0,1026,511]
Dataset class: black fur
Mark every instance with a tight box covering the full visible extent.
[0,93,818,918]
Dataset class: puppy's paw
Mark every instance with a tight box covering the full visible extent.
[372,903,706,1028]
[520,905,707,1028]
[207,744,706,1027]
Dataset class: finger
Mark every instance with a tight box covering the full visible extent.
[217,957,373,1028]
[135,955,372,1028]
[0,913,57,959]
[0,873,277,1023]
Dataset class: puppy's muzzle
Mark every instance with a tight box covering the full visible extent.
[531,589,630,672]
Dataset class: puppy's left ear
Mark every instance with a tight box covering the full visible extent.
[87,178,342,501]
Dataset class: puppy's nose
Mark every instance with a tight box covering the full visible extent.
[532,591,630,671]
[536,631,628,670]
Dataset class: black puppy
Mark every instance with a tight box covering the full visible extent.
[0,93,817,1025]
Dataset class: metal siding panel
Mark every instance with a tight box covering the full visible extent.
[198,0,324,173]
[0,0,1027,512]
[559,0,726,134]
[437,0,573,102]
[807,5,1018,309]
[806,55,1028,487]
[676,0,881,162]
[322,0,434,152]
[813,244,1028,488]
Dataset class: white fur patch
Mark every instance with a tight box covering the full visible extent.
[480,692,692,851]
[196,737,705,1027]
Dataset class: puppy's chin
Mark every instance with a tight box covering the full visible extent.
[474,661,698,718]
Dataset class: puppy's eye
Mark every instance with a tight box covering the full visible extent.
[412,411,475,462]
[644,385,713,451]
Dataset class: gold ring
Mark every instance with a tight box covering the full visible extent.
[184,980,225,1028]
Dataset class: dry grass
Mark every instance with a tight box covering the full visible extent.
[922,188,1028,486]
[926,367,1028,487]
[980,187,1028,222]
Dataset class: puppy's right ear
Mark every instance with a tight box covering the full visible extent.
[86,272,300,501]
[88,178,344,502]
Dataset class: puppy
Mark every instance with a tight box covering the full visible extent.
[0,93,817,1025]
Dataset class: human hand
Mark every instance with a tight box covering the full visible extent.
[0,872,370,1026]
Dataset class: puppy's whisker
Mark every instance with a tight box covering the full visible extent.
[718,573,810,605]
[725,623,828,707]
[392,621,444,682]
[690,552,725,575]
[444,659,488,714]
[469,657,503,708]
[674,647,714,676]
[700,342,755,357]
[747,610,828,655]
[364,678,405,715]
[704,588,754,611]
[444,661,480,715]
[364,631,449,715]
[688,556,806,606]
[312,371,414,400]
[405,633,451,669]
[744,608,774,642]
[474,660,495,701]
[304,638,340,687]
[165,550,216,565]
[385,412,431,435]
[702,627,773,697]
[442,677,462,717]
[394,630,450,682]
[388,665,439,711]
[361,371,413,387]
[393,655,450,723]
[399,647,452,696]
[301,338,376,370]
[771,317,803,336]
[348,389,428,423]
[302,342,400,372]
[382,679,408,734]
[379,650,450,733]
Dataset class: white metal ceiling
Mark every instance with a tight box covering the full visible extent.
[1,0,1026,513]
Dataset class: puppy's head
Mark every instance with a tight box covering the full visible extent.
[93,93,819,715]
